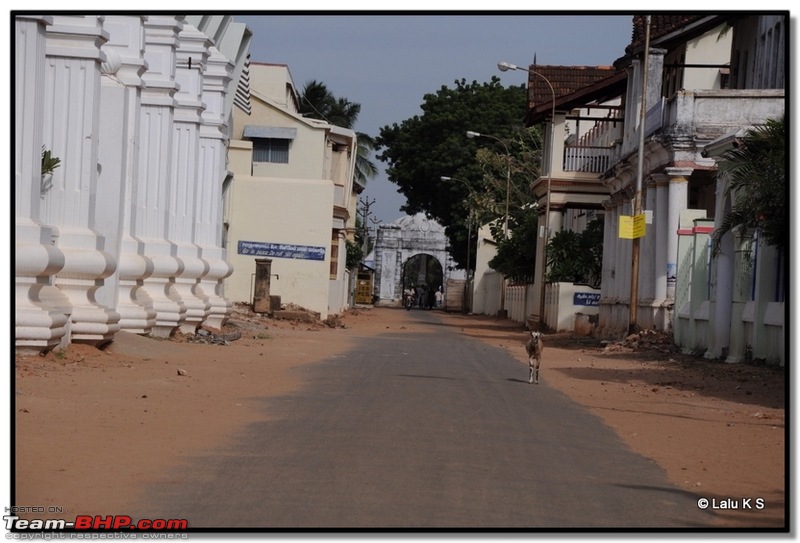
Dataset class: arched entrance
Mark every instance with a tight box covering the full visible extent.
[402,253,443,308]
[372,213,465,304]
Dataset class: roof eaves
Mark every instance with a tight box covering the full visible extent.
[617,14,729,66]
[524,69,628,126]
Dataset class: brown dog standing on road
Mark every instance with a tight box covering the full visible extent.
[525,331,544,384]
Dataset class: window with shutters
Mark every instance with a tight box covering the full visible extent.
[252,138,290,164]
[330,231,339,279]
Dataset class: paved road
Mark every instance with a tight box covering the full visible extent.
[139,309,713,529]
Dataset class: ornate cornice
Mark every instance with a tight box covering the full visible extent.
[100,16,147,87]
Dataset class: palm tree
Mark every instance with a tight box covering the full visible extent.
[298,80,378,187]
[298,80,337,122]
[354,132,379,187]
[713,115,785,251]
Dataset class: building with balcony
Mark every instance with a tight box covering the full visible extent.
[522,14,785,363]
[521,64,628,327]
[224,62,360,320]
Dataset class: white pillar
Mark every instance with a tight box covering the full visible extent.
[532,204,548,322]
[96,15,157,334]
[14,16,69,354]
[195,46,234,330]
[598,199,615,336]
[135,16,186,337]
[168,23,212,334]
[751,236,777,360]
[665,167,692,302]
[653,173,669,329]
[707,176,734,359]
[641,177,657,310]
[42,15,120,346]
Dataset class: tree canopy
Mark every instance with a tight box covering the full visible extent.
[375,77,540,269]
[713,115,786,252]
[544,217,604,288]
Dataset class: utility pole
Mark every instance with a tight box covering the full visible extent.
[629,15,652,336]
[369,216,382,256]
[359,197,376,255]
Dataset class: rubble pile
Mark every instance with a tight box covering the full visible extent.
[272,303,322,324]
[601,329,679,354]
[179,302,349,343]
[187,328,242,346]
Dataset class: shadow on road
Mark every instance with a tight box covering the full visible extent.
[423,309,785,413]
[550,362,785,410]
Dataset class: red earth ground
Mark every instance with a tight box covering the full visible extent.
[13,305,787,530]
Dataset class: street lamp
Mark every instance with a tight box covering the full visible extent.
[498,61,556,331]
[465,131,511,239]
[465,130,511,317]
[442,176,474,313]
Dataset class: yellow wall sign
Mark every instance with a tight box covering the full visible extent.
[619,214,646,239]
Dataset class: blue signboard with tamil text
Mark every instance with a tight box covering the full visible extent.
[237,240,326,261]
[573,292,601,306]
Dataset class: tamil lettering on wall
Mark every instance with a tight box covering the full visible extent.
[237,240,326,261]
[573,292,601,306]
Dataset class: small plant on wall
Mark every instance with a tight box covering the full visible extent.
[40,146,61,194]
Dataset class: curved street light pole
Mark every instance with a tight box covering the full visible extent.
[498,61,556,330]
[465,130,511,317]
[465,131,511,239]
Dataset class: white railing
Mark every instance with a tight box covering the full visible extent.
[562,145,614,173]
[505,284,536,323]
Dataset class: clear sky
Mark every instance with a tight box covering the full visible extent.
[237,12,635,225]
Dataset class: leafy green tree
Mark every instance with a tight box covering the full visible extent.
[576,217,604,288]
[713,116,786,251]
[474,129,544,241]
[545,218,604,288]
[376,77,536,268]
[346,239,363,270]
[298,80,379,188]
[488,208,539,283]
[545,230,584,283]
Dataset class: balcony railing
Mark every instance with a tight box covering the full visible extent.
[562,145,615,173]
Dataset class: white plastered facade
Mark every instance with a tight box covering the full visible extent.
[224,63,358,320]
[15,15,249,353]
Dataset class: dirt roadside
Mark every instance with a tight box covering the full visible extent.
[12,305,786,530]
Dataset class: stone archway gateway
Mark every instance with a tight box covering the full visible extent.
[373,214,464,305]
[402,253,443,308]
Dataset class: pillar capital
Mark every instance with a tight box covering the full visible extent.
[650,173,671,186]
[45,15,108,61]
[664,166,693,182]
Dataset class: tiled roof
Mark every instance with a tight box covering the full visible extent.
[524,65,627,126]
[621,14,737,61]
[626,14,705,54]
[527,65,618,109]
[524,13,727,123]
